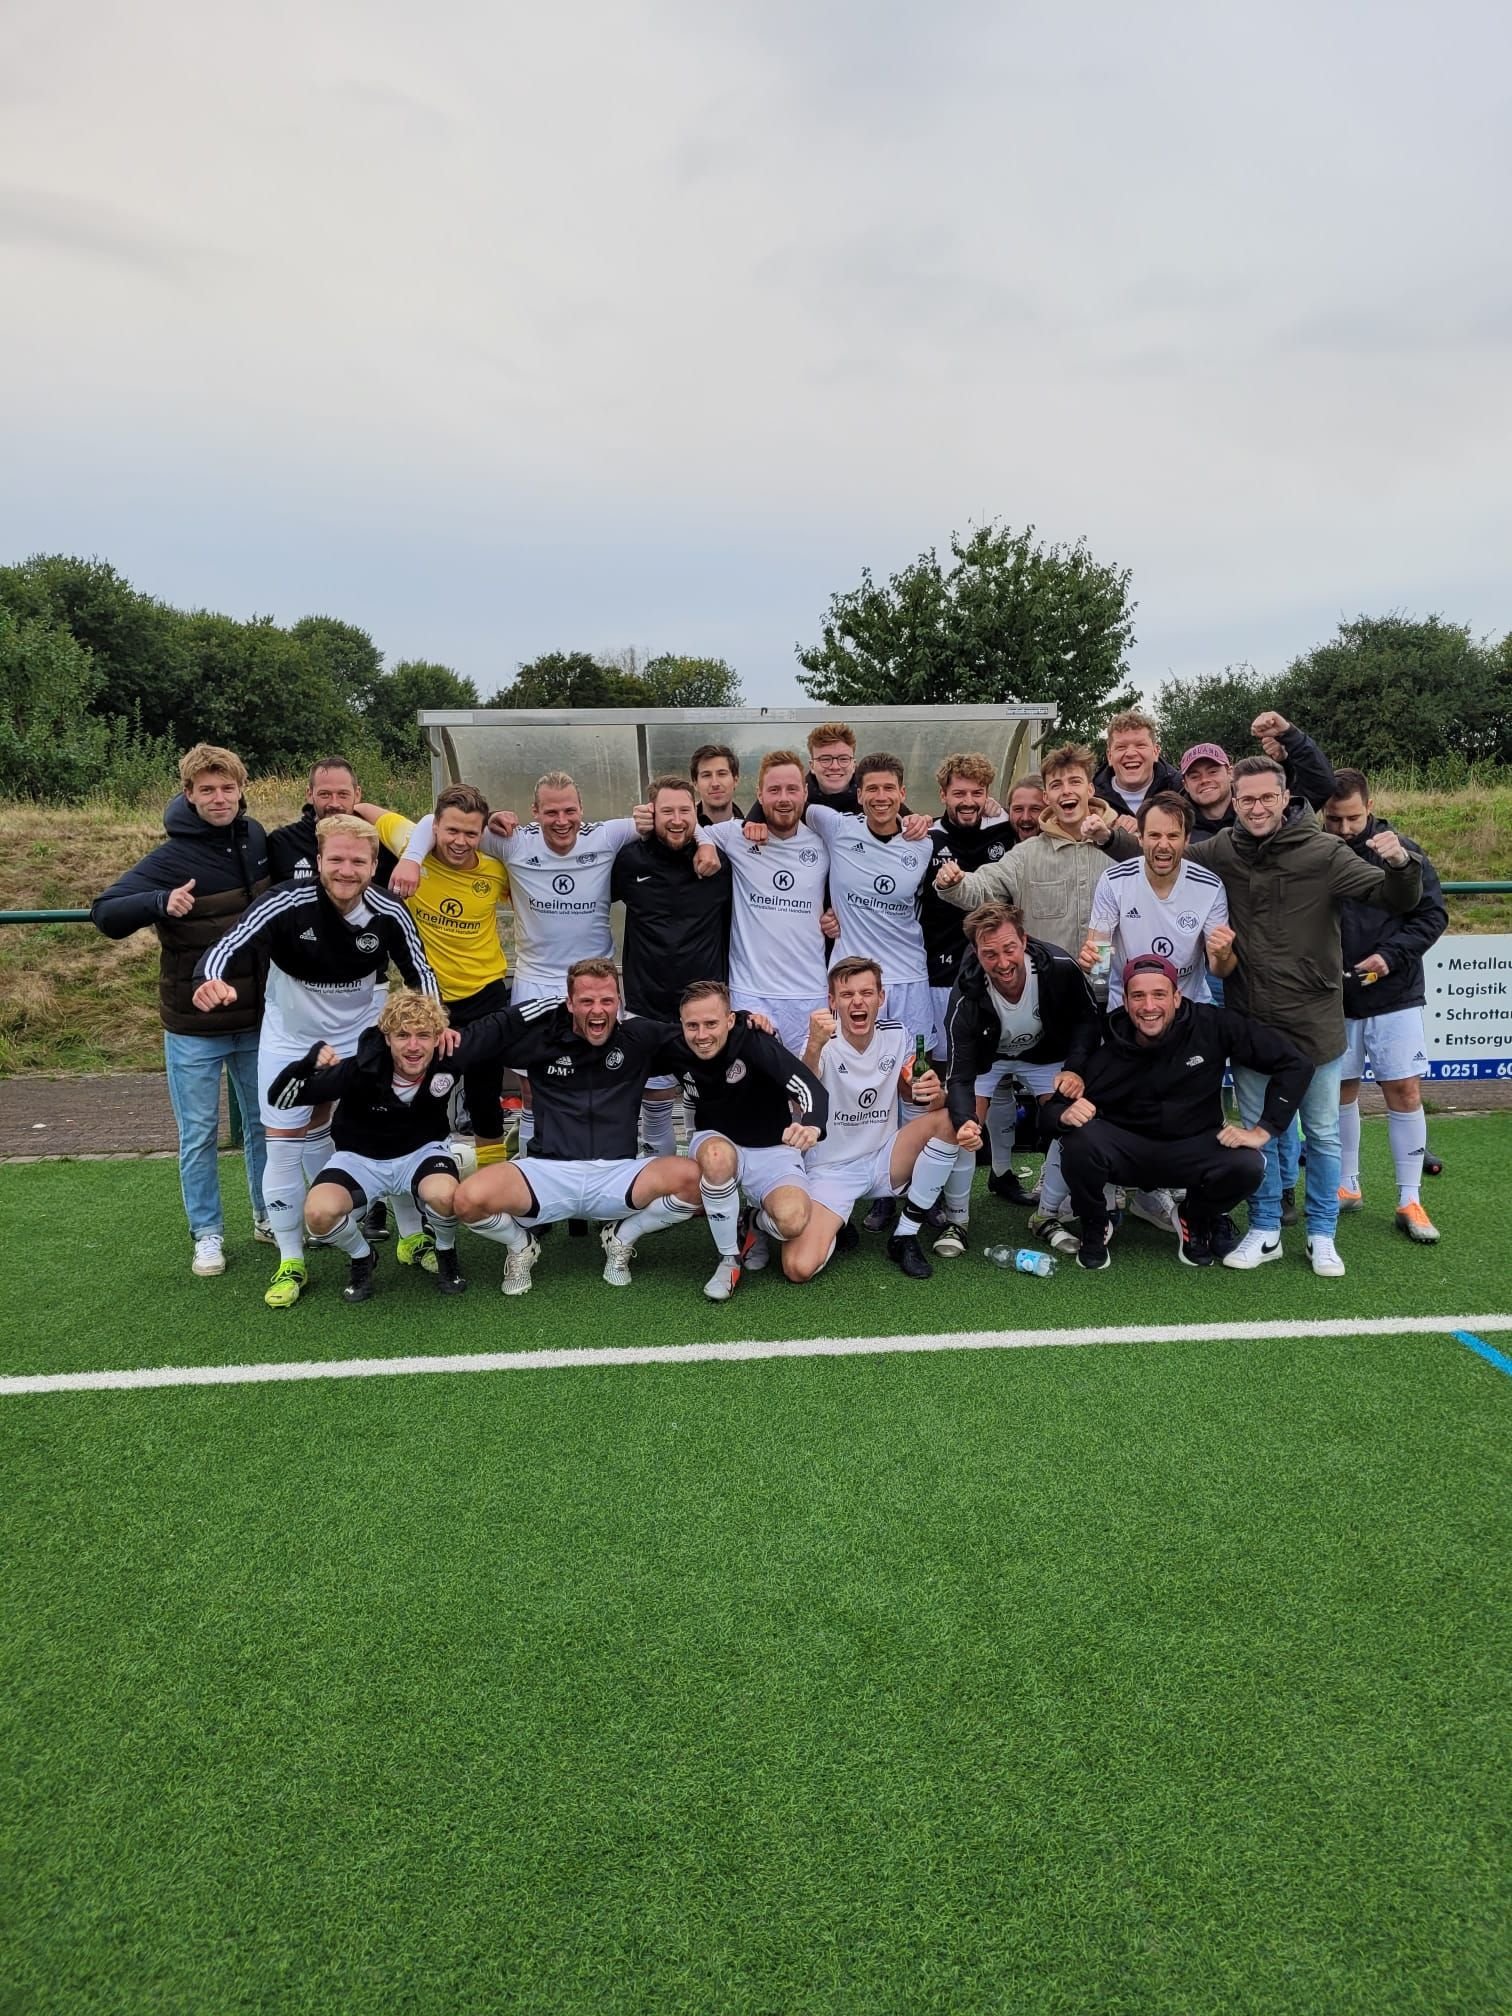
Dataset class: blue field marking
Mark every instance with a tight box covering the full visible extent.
[1453,1330,1512,1378]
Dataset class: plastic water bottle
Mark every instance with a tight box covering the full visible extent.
[984,1245,1057,1277]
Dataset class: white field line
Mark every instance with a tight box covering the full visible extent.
[4,1314,1512,1397]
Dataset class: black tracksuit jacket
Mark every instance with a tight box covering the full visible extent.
[667,1014,828,1148]
[942,940,1101,1129]
[1044,999,1313,1141]
[1338,820,1447,1019]
[610,832,731,1018]
[266,803,399,889]
[920,816,1016,987]
[194,879,438,997]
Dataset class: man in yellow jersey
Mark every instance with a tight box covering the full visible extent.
[356,782,513,1169]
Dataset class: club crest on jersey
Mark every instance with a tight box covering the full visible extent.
[552,874,575,894]
[473,879,493,895]
[356,932,380,953]
[1178,912,1199,930]
[987,844,1004,860]
[430,1074,455,1096]
[724,1059,747,1083]
[799,848,819,864]
[901,853,917,868]
[578,852,596,866]
[605,1048,625,1069]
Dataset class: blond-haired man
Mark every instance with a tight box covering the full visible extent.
[91,743,272,1277]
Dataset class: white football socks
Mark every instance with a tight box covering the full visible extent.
[615,1194,697,1246]
[322,1210,371,1260]
[468,1211,530,1253]
[1338,1099,1362,1191]
[299,1124,334,1186]
[895,1134,962,1237]
[1388,1105,1427,1206]
[263,1137,308,1262]
[639,1096,680,1158]
[699,1176,741,1258]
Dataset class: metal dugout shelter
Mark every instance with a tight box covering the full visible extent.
[418,705,1058,815]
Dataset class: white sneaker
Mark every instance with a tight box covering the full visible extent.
[703,1256,742,1302]
[1128,1188,1181,1236]
[500,1235,541,1296]
[600,1225,637,1288]
[1222,1229,1283,1270]
[192,1233,225,1277]
[252,1217,274,1245]
[1307,1234,1346,1278]
[931,1219,969,1259]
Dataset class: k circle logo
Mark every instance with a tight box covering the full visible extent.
[858,1086,879,1108]
[1152,936,1174,957]
[552,873,576,895]
[772,869,795,892]
[873,874,896,896]
[438,898,464,918]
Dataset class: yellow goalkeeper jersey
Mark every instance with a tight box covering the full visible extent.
[376,814,510,1002]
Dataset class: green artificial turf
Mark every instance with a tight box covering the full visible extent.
[3,1118,1510,2014]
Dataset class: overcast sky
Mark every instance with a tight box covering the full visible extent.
[3,0,1508,707]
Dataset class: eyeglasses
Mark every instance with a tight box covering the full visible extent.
[813,754,852,768]
[1235,792,1284,809]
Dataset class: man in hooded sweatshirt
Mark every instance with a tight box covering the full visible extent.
[930,741,1138,958]
[91,743,272,1277]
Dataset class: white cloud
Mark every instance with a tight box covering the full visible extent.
[1,0,1507,703]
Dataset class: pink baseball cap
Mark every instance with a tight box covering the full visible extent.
[1180,742,1230,775]
[1123,953,1180,989]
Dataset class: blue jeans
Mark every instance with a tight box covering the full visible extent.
[163,1030,268,1239]
[1276,1113,1301,1188]
[1232,1052,1343,1237]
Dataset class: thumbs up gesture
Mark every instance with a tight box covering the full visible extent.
[165,878,197,918]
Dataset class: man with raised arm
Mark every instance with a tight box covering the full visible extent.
[1047,955,1313,1272]
[693,749,833,1056]
[389,770,650,1156]
[1323,768,1448,1247]
[790,956,981,1283]
[1184,755,1423,1278]
[192,814,439,1309]
[354,782,513,1173]
[91,742,271,1278]
[612,774,732,1158]
[265,988,484,1301]
[674,981,828,1299]
[1179,710,1339,841]
[448,959,704,1294]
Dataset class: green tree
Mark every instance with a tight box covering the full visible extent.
[796,522,1138,739]
[289,615,384,715]
[489,652,647,709]
[366,660,480,766]
[641,654,743,708]
[182,612,356,773]
[0,607,111,798]
[1275,614,1511,772]
[0,553,193,739]
[1154,664,1286,762]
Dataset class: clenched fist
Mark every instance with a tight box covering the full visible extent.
[192,978,237,1012]
[808,1008,837,1047]
[933,859,965,889]
[1251,711,1291,741]
[1366,830,1410,868]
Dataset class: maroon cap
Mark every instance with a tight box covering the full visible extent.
[1123,953,1180,989]
[1180,742,1229,775]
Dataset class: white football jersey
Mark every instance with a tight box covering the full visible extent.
[988,962,1043,1057]
[1089,858,1229,1006]
[805,1018,906,1171]
[404,814,640,992]
[805,806,930,984]
[708,821,829,999]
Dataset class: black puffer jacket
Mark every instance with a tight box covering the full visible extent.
[1339,819,1447,1018]
[267,802,398,888]
[91,795,270,1035]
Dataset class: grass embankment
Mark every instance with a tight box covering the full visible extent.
[1,778,1509,1076]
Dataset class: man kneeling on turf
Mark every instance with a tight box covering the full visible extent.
[266,989,474,1301]
[1045,955,1313,1272]
[794,957,983,1282]
[451,958,704,1295]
